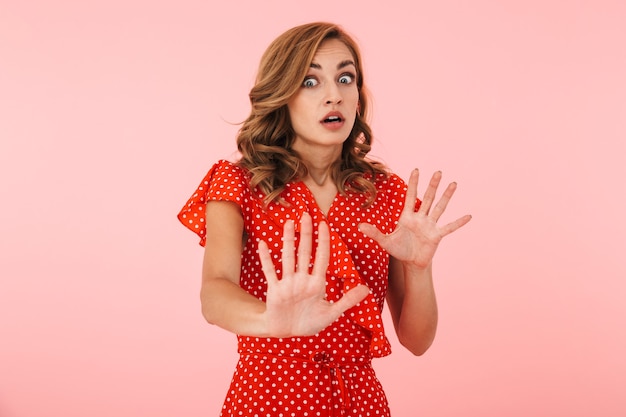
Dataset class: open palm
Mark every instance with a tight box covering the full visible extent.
[259,212,369,337]
[359,170,471,269]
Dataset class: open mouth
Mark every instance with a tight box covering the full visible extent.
[323,116,343,123]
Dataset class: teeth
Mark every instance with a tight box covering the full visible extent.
[325,116,341,122]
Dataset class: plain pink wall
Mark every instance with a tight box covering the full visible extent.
[1,1,625,416]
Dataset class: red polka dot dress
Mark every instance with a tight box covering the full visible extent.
[178,160,416,417]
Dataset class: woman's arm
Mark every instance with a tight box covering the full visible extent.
[386,257,438,356]
[201,202,369,338]
[360,169,471,355]
[201,200,269,336]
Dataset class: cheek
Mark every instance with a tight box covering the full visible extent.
[287,103,310,135]
[347,88,359,105]
[288,96,312,121]
[287,102,302,125]
[288,106,305,127]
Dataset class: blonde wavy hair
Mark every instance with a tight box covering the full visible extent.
[236,22,388,205]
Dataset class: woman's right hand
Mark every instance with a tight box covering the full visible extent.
[258,212,370,337]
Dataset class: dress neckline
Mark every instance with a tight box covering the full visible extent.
[297,181,340,218]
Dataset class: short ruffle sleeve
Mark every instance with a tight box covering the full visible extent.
[177,160,249,246]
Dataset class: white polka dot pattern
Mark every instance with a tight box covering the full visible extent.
[178,160,418,417]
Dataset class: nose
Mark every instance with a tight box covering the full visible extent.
[324,83,343,105]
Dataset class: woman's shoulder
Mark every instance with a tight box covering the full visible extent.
[203,159,251,185]
[370,169,407,193]
[210,159,248,175]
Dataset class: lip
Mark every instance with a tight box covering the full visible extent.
[320,111,345,123]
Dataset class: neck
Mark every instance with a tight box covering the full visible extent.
[306,164,333,186]
[293,143,342,187]
[302,154,340,186]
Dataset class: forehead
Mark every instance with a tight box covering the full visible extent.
[311,38,355,64]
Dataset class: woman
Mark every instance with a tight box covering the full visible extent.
[178,22,471,417]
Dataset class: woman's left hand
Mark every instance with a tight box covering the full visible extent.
[359,169,472,270]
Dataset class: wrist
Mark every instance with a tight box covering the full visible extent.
[403,260,432,275]
[257,306,274,338]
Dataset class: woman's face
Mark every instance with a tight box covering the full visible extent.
[288,38,359,155]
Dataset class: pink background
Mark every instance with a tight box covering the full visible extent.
[1,1,625,416]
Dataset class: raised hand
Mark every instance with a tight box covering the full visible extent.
[259,212,370,337]
[359,170,471,270]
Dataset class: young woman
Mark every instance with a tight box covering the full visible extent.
[178,22,471,417]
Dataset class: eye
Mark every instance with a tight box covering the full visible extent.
[338,73,355,84]
[302,77,319,88]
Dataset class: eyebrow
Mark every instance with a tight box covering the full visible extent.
[310,60,356,70]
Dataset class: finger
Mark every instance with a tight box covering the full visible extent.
[331,284,370,315]
[358,223,387,246]
[281,219,296,274]
[258,240,279,286]
[400,169,419,217]
[430,181,457,221]
[418,171,442,216]
[297,212,313,273]
[311,220,330,277]
[440,214,472,237]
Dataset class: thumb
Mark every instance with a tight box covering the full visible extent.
[358,223,386,242]
[332,284,370,315]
